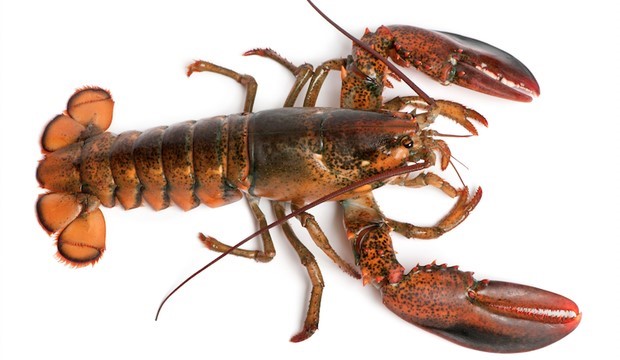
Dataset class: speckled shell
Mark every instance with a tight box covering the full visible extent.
[38,107,417,211]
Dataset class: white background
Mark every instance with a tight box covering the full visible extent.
[1,0,618,358]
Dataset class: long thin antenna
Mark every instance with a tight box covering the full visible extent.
[306,0,436,106]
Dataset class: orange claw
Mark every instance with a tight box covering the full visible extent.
[385,25,541,102]
[381,264,581,353]
[349,25,540,105]
[343,190,579,352]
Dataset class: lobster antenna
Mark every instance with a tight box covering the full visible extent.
[306,0,436,106]
[433,132,472,138]
[155,161,429,320]
[449,159,466,188]
[450,153,469,171]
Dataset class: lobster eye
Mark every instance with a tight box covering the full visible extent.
[400,136,414,148]
[364,76,381,96]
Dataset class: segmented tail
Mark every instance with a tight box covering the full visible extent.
[36,87,114,266]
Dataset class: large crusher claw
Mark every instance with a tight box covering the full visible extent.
[342,181,579,352]
[380,264,581,352]
[384,25,541,102]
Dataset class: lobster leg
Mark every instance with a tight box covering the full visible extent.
[272,202,324,343]
[387,187,481,240]
[302,58,348,107]
[259,54,383,110]
[383,96,488,135]
[384,175,482,240]
[187,60,258,113]
[244,48,314,108]
[244,47,349,108]
[291,204,360,279]
[200,194,276,263]
[342,192,404,285]
[189,61,282,262]
[389,171,458,198]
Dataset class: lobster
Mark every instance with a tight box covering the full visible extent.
[35,1,579,353]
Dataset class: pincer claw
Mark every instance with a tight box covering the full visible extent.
[386,25,540,102]
[380,264,580,353]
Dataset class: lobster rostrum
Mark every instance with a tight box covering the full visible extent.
[35,1,579,354]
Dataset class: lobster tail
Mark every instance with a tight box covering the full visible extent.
[37,87,114,266]
[40,87,114,152]
[36,87,250,265]
[37,193,106,266]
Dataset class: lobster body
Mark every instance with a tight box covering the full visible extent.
[36,6,581,350]
[38,107,418,212]
[36,93,428,266]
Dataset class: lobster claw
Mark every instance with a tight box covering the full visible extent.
[380,264,581,352]
[385,25,541,102]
